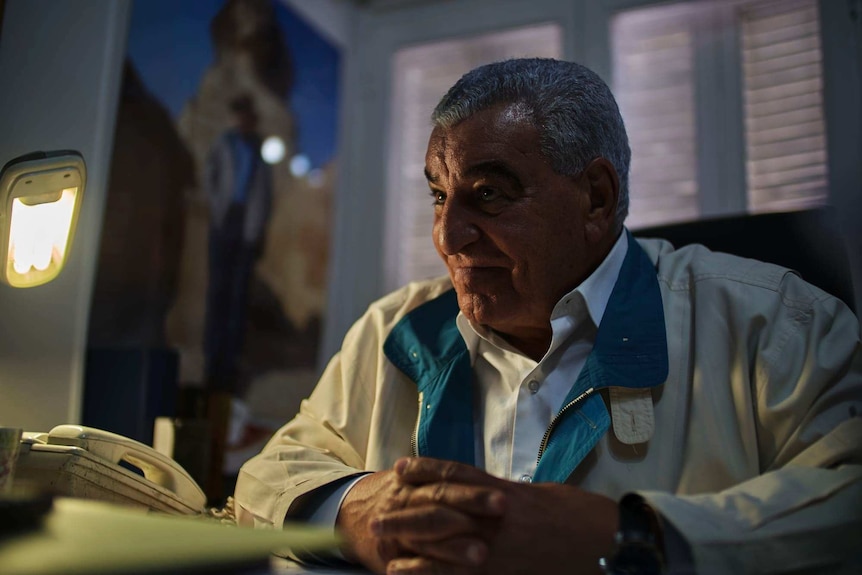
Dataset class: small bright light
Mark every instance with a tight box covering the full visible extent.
[8,187,77,278]
[261,136,286,165]
[289,154,311,177]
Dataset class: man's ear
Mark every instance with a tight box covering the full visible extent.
[581,158,620,244]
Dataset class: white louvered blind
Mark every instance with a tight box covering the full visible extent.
[611,4,700,229]
[611,0,828,229]
[383,24,562,291]
[741,0,828,212]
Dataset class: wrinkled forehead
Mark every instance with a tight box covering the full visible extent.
[425,103,538,171]
[425,103,547,187]
[428,100,532,139]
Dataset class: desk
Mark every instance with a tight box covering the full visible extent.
[0,497,339,575]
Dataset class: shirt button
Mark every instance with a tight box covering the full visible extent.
[519,474,533,483]
[527,380,540,394]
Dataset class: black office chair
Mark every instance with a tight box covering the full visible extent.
[632,207,856,313]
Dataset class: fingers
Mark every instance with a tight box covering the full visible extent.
[399,536,487,569]
[395,457,500,487]
[372,504,478,541]
[386,552,484,575]
[371,503,494,569]
[405,481,505,517]
[334,470,414,572]
[392,458,506,520]
[345,460,506,574]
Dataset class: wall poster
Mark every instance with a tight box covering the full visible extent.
[87,0,340,490]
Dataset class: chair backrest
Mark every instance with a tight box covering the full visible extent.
[632,208,856,313]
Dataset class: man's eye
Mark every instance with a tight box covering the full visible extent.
[479,188,500,202]
[430,191,446,205]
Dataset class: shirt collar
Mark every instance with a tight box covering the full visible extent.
[564,229,628,327]
[456,230,629,362]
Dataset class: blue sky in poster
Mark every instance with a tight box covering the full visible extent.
[127,0,340,170]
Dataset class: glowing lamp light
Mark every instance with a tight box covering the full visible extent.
[0,151,85,288]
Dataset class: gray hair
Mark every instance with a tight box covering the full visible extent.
[432,58,631,226]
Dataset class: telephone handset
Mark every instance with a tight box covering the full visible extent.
[18,424,207,515]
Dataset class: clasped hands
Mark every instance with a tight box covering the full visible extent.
[335,457,619,575]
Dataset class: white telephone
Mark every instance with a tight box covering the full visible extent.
[16,424,207,515]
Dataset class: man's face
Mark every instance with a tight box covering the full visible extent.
[425,104,607,353]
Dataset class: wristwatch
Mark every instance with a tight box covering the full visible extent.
[600,494,666,575]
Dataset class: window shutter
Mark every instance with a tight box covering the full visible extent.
[611,0,827,229]
[611,4,700,229]
[741,0,828,212]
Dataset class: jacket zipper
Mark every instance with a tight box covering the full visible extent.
[536,387,596,466]
[410,391,424,457]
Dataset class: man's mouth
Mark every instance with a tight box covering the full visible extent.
[450,265,507,282]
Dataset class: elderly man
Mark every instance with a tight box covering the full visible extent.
[235,59,862,574]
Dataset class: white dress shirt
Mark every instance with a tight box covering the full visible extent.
[459,231,628,482]
[308,232,628,526]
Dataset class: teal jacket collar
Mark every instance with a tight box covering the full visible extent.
[383,231,668,481]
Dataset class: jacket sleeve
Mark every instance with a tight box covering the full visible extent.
[233,299,404,530]
[639,279,862,574]
[233,354,367,529]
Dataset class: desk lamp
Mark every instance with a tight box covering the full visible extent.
[0,151,85,288]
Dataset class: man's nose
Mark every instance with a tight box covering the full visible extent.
[435,202,480,255]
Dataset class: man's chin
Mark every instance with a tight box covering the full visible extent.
[456,291,511,327]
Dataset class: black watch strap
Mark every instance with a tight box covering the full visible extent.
[601,494,666,575]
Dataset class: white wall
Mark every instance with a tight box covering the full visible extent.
[0,0,129,430]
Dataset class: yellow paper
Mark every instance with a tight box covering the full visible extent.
[0,498,338,575]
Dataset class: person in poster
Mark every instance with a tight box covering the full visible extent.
[203,94,273,392]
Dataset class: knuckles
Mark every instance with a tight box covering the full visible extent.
[431,481,449,503]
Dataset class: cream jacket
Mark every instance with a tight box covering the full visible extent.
[235,238,862,573]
